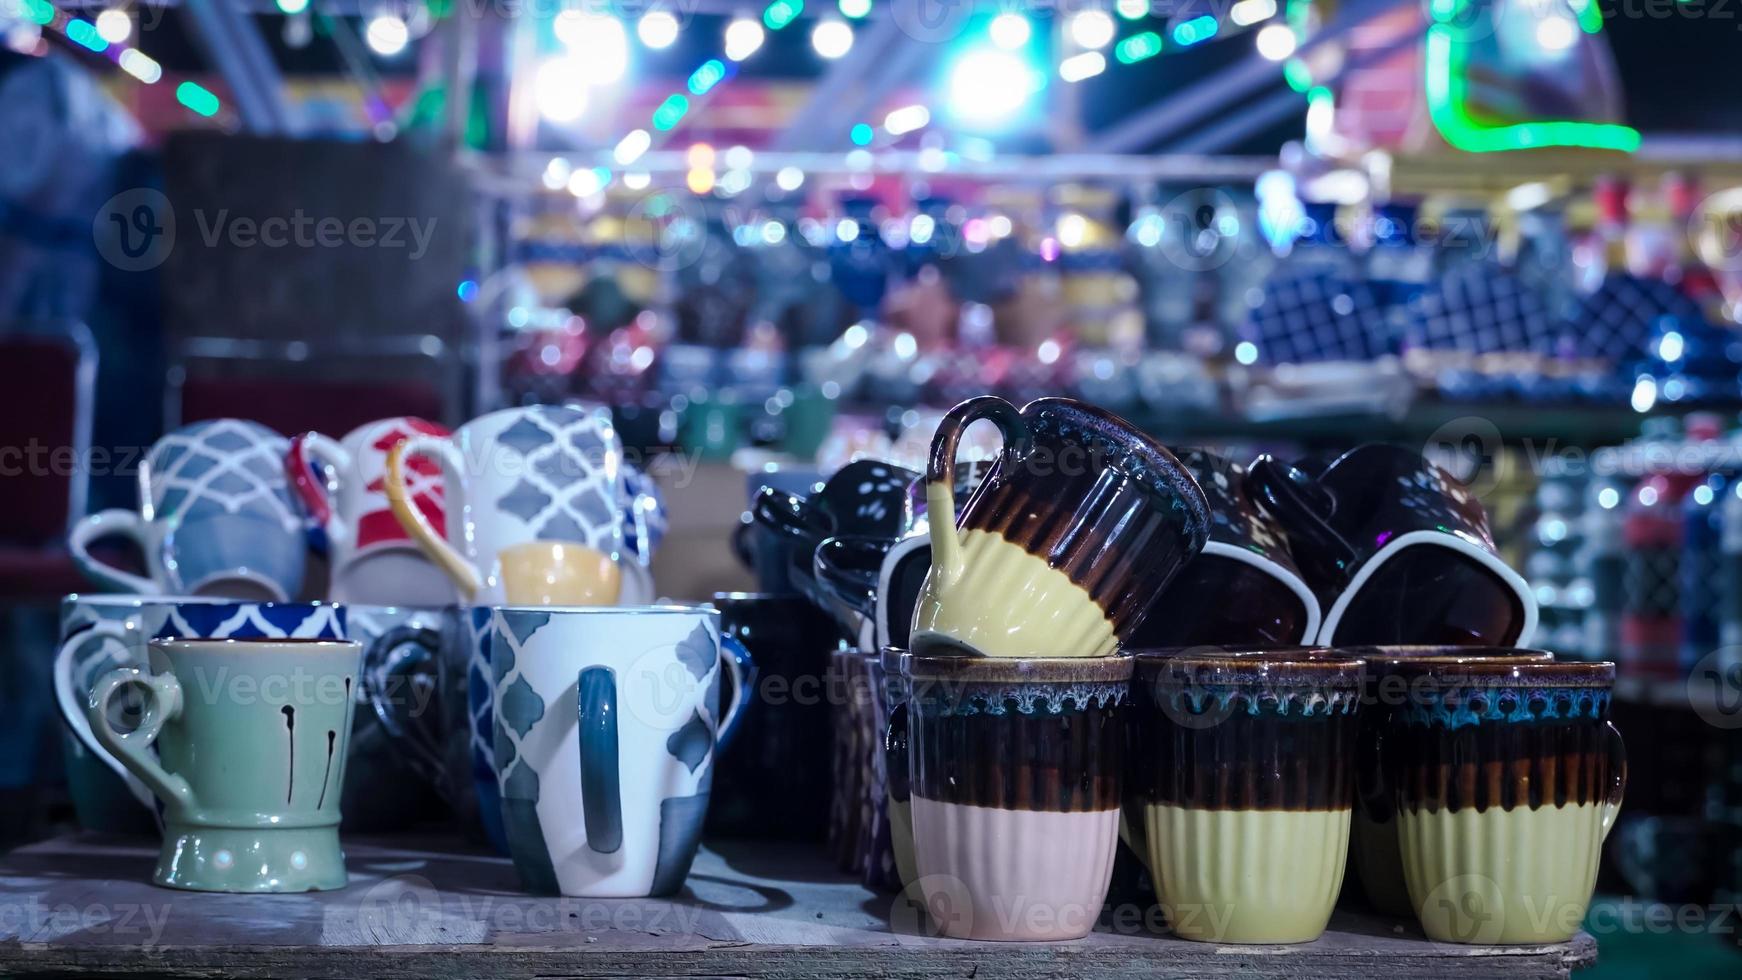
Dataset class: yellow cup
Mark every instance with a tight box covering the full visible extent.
[496,540,622,606]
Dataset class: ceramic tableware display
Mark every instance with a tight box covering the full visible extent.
[385,405,629,605]
[751,458,920,610]
[69,419,310,601]
[825,646,898,888]
[487,605,746,897]
[1133,449,1321,646]
[287,417,456,606]
[707,593,838,840]
[1130,648,1363,944]
[1381,658,1625,944]
[913,396,1211,659]
[907,653,1131,941]
[1248,444,1538,647]
[875,533,932,653]
[54,597,347,828]
[86,637,364,892]
[1346,645,1555,917]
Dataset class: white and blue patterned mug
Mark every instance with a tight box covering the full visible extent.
[53,597,346,825]
[384,406,630,604]
[488,605,747,897]
[68,419,310,601]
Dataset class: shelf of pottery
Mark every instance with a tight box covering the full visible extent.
[1,392,1630,977]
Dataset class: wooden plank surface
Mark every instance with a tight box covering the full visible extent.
[0,834,1597,979]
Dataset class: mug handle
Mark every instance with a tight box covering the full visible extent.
[730,515,756,571]
[362,623,448,786]
[287,432,351,546]
[716,634,752,750]
[54,627,158,812]
[1246,454,1360,570]
[386,436,482,601]
[924,396,1031,586]
[86,667,196,818]
[1600,720,1627,842]
[751,485,829,542]
[578,665,623,855]
[67,510,157,594]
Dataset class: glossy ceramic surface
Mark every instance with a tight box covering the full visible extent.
[487,605,745,897]
[288,417,455,606]
[69,419,308,601]
[86,638,363,892]
[914,396,1210,659]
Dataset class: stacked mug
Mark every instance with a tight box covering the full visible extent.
[53,407,751,904]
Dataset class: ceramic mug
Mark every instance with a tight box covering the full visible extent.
[488,605,747,896]
[287,417,456,606]
[751,458,921,610]
[1345,645,1555,918]
[87,637,364,892]
[1248,444,1537,647]
[342,604,451,831]
[1381,658,1626,944]
[913,396,1211,659]
[70,419,309,601]
[1134,449,1321,647]
[384,405,629,604]
[907,653,1131,941]
[55,597,347,826]
[1129,648,1363,944]
[880,647,917,891]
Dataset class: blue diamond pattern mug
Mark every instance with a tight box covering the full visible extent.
[486,605,748,896]
[68,420,310,602]
[383,406,630,605]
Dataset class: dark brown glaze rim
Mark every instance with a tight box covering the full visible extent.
[1383,658,1615,687]
[1133,647,1364,689]
[908,653,1133,717]
[1340,645,1557,671]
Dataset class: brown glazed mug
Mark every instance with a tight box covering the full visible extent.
[906,653,1132,941]
[912,396,1211,659]
[1378,658,1625,945]
[1248,444,1537,648]
[1135,450,1321,647]
[1128,648,1363,944]
[1345,646,1555,918]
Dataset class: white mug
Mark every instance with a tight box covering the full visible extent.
[288,416,456,606]
[385,405,629,604]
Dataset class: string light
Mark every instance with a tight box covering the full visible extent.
[1229,0,1277,26]
[989,13,1031,49]
[725,18,765,60]
[1115,31,1162,63]
[811,19,853,58]
[94,9,130,44]
[176,81,221,117]
[1255,23,1297,60]
[1059,50,1107,82]
[1067,10,1115,49]
[883,104,930,135]
[839,0,872,17]
[364,14,409,57]
[638,11,680,49]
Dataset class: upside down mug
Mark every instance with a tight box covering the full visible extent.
[287,416,455,606]
[86,637,364,892]
[384,405,628,605]
[912,396,1211,659]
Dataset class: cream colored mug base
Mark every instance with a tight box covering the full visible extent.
[1399,803,1605,945]
[911,797,1119,941]
[912,530,1116,659]
[1144,803,1351,944]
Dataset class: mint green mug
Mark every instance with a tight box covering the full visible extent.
[87,638,364,892]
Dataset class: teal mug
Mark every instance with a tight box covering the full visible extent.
[87,637,364,892]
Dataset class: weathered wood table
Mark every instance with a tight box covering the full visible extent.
[0,834,1597,979]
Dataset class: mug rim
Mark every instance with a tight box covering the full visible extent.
[1339,645,1558,669]
[1381,657,1614,686]
[906,652,1134,684]
[1133,647,1364,685]
[491,603,717,617]
[150,637,362,652]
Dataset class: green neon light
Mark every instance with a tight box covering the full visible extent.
[1423,24,1638,153]
[850,122,874,145]
[1567,0,1603,32]
[763,0,802,29]
[176,81,221,118]
[1115,31,1162,64]
[23,0,53,25]
[1282,58,1313,92]
[688,59,726,95]
[651,93,689,131]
